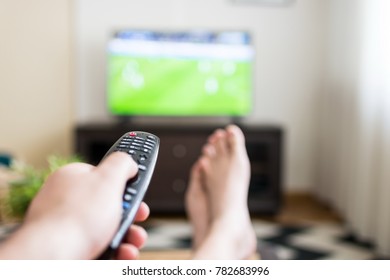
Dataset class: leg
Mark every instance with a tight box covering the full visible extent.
[189,125,257,259]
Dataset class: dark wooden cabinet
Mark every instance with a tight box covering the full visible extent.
[75,123,283,215]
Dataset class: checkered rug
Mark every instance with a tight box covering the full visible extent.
[142,219,381,260]
[0,220,382,260]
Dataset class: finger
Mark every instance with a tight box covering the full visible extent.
[123,224,148,249]
[134,202,150,222]
[116,244,140,260]
[48,162,94,179]
[95,152,138,186]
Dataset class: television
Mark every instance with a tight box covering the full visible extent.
[107,29,254,117]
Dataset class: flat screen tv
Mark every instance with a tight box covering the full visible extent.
[107,29,254,117]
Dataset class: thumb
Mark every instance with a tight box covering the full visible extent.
[95,152,138,192]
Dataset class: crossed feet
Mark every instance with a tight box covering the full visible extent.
[185,125,257,259]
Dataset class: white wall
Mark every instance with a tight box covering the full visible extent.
[0,0,72,167]
[74,0,327,191]
[0,0,327,191]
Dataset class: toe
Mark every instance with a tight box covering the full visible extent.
[226,125,246,152]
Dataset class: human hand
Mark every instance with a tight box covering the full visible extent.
[0,152,149,259]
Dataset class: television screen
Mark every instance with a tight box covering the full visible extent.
[107,30,254,116]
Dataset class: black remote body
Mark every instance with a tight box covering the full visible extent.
[98,131,159,259]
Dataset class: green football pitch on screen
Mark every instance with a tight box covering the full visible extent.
[107,56,252,116]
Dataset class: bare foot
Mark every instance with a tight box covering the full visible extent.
[185,161,210,249]
[184,129,233,250]
[191,125,257,260]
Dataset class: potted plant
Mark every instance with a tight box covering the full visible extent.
[0,155,81,222]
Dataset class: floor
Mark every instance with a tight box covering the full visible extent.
[0,193,379,260]
[139,193,345,260]
[259,192,342,225]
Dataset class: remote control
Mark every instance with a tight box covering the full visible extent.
[97,131,159,260]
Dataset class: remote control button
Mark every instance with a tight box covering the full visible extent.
[146,142,155,147]
[143,148,150,153]
[147,135,156,140]
[144,146,154,151]
[128,150,136,155]
[129,132,137,136]
[121,143,131,146]
[123,194,132,201]
[138,155,147,162]
[138,164,147,171]
[126,187,137,195]
[132,142,142,147]
[122,202,131,210]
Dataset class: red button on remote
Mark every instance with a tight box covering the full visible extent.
[129,132,137,136]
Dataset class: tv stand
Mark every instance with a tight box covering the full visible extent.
[75,123,283,215]
[230,116,245,126]
[116,116,135,125]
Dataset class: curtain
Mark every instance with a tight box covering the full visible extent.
[316,0,390,257]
